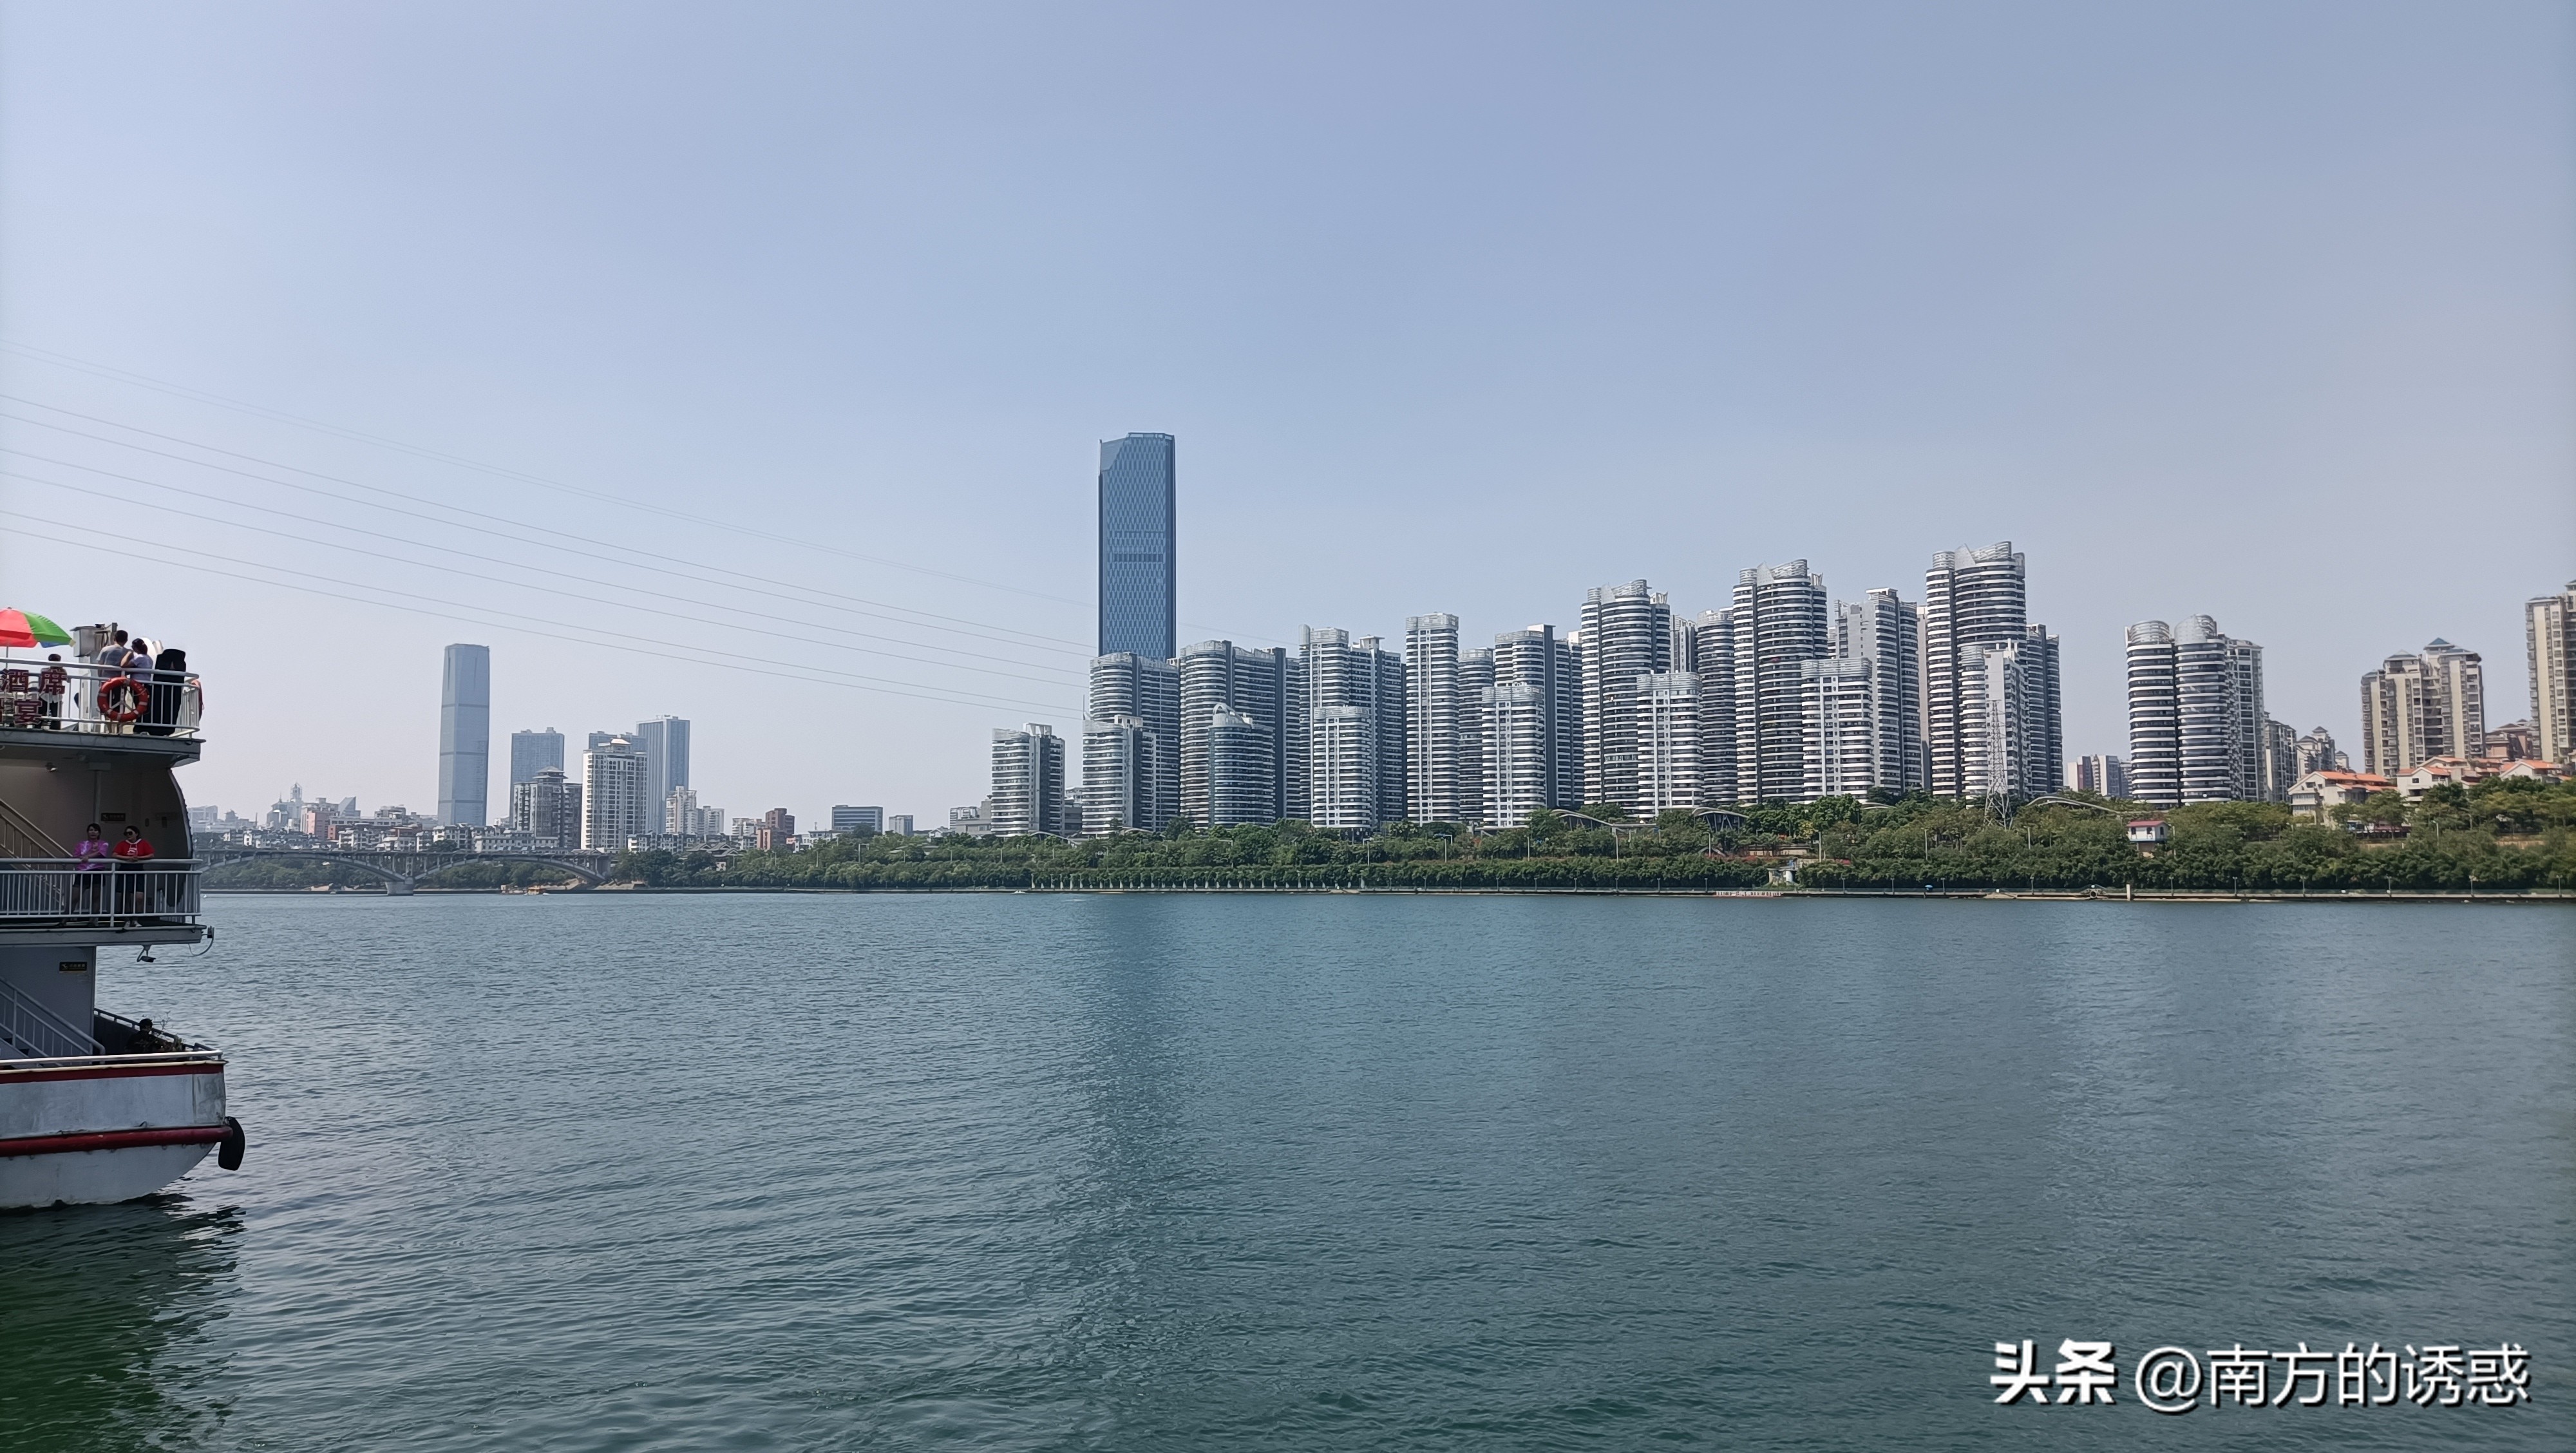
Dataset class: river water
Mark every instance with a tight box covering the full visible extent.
[1,893,2567,1450]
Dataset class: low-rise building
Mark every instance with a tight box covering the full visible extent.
[2287,769,2393,820]
[2125,818,2169,846]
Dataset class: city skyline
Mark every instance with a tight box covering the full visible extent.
[5,6,2567,820]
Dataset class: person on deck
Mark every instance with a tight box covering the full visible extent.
[74,824,112,911]
[112,826,155,913]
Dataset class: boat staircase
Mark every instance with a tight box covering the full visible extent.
[0,977,102,1059]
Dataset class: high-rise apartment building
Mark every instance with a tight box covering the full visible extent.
[1486,625,1582,821]
[1636,671,1701,813]
[509,728,564,788]
[1731,562,1830,804]
[2528,581,2576,764]
[1579,581,1676,812]
[2171,619,2262,803]
[1405,614,1464,824]
[1203,709,1276,827]
[1833,589,1926,794]
[1690,609,1737,807]
[1178,641,1301,826]
[2259,719,2300,802]
[989,724,1066,837]
[634,717,690,817]
[2071,754,2128,799]
[2360,640,2485,775]
[581,735,650,850]
[1309,707,1378,830]
[1097,433,1177,659]
[1923,544,2036,799]
[1455,647,1492,826]
[1302,627,1405,827]
[1799,658,1879,801]
[1081,716,1151,835]
[2125,621,2182,806]
[510,767,580,846]
[2125,616,2262,804]
[1088,652,1180,832]
[439,643,491,826]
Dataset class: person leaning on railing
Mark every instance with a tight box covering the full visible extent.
[112,826,155,913]
[74,823,111,912]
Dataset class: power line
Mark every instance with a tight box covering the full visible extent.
[0,337,1099,611]
[0,350,1289,647]
[3,465,1079,686]
[0,411,1088,656]
[2,517,1075,717]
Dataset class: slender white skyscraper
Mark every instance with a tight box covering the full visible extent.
[1923,544,2026,799]
[1636,671,1701,812]
[1302,627,1405,826]
[1579,581,1675,812]
[1089,652,1180,830]
[1731,564,1828,804]
[2174,616,2263,802]
[2527,581,2576,765]
[1835,590,1925,793]
[1490,625,1581,817]
[2125,622,2183,807]
[1455,647,1492,826]
[1799,657,1879,801]
[990,724,1066,837]
[1080,716,1151,835]
[1405,614,1463,824]
[1179,641,1300,826]
[582,734,649,850]
[438,643,491,826]
[1691,609,1736,807]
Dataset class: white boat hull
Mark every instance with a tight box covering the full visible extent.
[0,1054,231,1208]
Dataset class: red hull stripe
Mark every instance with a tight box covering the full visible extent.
[0,1062,223,1085]
[0,1125,227,1158]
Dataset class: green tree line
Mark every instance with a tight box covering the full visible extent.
[603,775,2576,894]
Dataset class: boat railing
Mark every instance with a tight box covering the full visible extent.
[0,859,204,926]
[0,1049,223,1074]
[0,658,203,739]
[0,976,103,1059]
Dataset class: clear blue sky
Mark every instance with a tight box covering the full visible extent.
[3,2,2570,823]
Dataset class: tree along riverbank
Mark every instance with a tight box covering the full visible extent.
[605,777,2575,895]
[199,775,2576,896]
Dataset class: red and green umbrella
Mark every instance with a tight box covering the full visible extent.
[0,609,72,649]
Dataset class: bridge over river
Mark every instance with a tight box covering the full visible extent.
[200,846,618,893]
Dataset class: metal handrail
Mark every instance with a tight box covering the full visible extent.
[0,860,204,924]
[0,976,102,1058]
[0,658,202,738]
[0,1049,222,1074]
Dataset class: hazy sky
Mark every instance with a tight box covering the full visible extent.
[3,3,2570,824]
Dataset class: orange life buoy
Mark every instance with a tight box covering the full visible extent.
[99,676,144,723]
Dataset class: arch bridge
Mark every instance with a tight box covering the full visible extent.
[198,846,618,894]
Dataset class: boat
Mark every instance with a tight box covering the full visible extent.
[1,642,241,1207]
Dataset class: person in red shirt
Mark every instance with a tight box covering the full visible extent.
[111,826,155,914]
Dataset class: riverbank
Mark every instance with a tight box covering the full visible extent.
[209,884,2576,903]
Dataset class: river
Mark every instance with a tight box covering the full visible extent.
[3,893,2566,1450]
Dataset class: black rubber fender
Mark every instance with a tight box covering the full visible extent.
[217,1116,245,1171]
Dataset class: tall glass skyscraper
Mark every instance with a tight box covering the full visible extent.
[438,643,491,826]
[1097,433,1175,658]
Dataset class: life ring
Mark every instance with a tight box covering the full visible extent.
[99,676,144,723]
